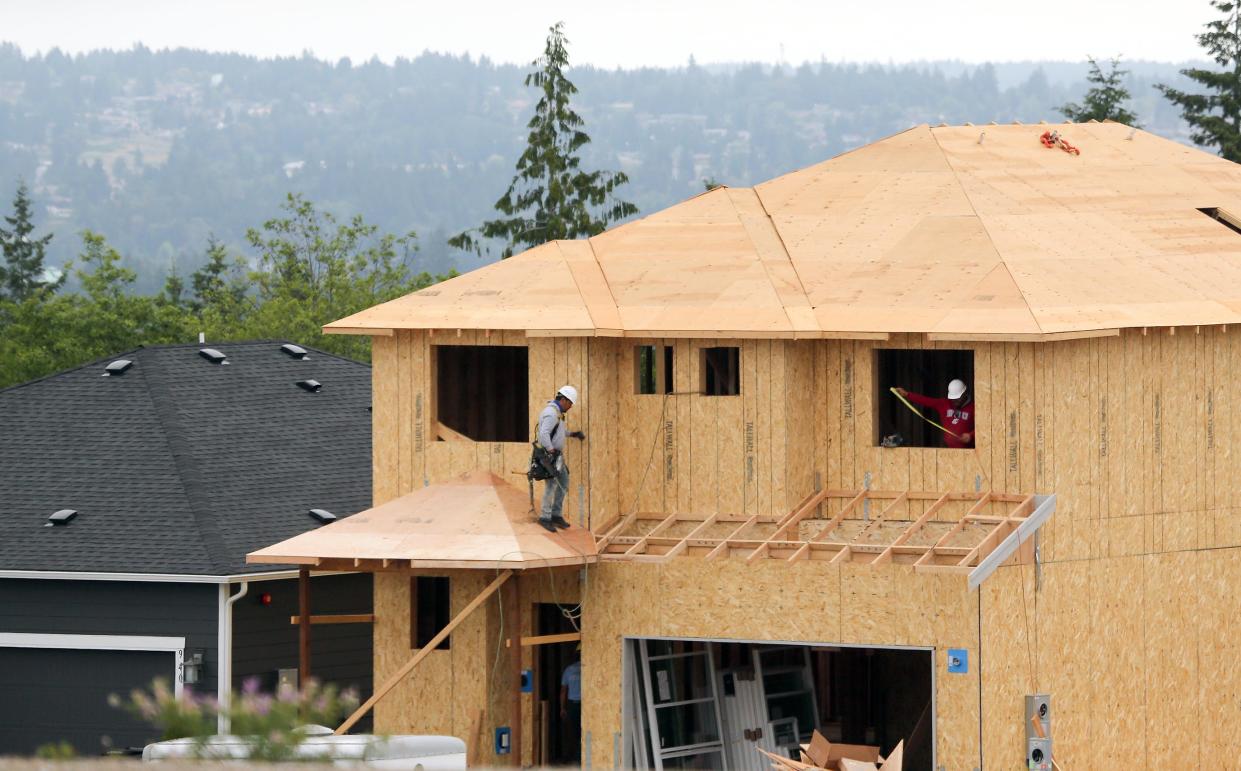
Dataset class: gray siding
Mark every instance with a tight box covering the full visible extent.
[232,573,373,730]
[0,578,220,695]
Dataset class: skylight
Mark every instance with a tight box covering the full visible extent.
[296,379,322,392]
[103,359,133,376]
[199,348,228,364]
[281,343,309,359]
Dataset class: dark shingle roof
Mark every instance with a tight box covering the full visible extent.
[0,341,372,576]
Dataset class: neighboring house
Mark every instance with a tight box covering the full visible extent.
[253,122,1241,770]
[0,341,375,756]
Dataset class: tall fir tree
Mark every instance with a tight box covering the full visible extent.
[0,181,61,301]
[1058,56,1138,125]
[1157,1,1241,161]
[449,22,638,259]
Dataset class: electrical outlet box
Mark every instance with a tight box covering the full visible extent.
[1025,693,1051,739]
[947,648,968,674]
[520,669,533,693]
[494,726,511,755]
[1026,737,1052,770]
[276,668,298,691]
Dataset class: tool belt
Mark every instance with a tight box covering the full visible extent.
[528,421,562,481]
[528,443,559,481]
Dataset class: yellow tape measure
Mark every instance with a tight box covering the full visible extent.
[888,387,965,441]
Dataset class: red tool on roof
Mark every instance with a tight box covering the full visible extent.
[1040,129,1081,155]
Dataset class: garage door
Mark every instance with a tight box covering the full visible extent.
[0,635,183,757]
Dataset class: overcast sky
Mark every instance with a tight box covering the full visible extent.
[4,0,1217,67]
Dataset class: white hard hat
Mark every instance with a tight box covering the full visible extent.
[557,385,579,404]
[947,379,967,400]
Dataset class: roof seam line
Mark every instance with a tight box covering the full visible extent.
[139,356,234,573]
[749,188,818,328]
[929,126,1047,335]
[576,239,624,333]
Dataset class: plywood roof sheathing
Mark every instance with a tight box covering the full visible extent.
[329,123,1241,340]
[248,470,598,570]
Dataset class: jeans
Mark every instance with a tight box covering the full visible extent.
[540,455,569,521]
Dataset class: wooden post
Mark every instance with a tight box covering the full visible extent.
[298,567,311,686]
[507,573,524,767]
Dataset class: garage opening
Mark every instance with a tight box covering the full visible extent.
[623,638,932,771]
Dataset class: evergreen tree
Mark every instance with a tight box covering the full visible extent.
[449,23,637,259]
[1157,1,1241,161]
[0,181,61,300]
[1058,56,1138,125]
[189,236,247,314]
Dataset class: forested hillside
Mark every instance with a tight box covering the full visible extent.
[0,44,1198,290]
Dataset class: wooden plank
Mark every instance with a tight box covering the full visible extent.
[514,632,582,647]
[298,567,311,684]
[659,514,720,561]
[335,569,514,735]
[322,326,395,336]
[507,574,522,767]
[705,515,760,560]
[874,493,950,564]
[624,511,680,556]
[436,421,471,443]
[288,614,375,626]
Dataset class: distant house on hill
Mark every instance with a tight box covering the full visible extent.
[0,341,375,756]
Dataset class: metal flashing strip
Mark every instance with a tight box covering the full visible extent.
[0,568,343,584]
[0,632,186,652]
[967,494,1057,591]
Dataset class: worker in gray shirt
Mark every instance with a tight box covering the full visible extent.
[536,385,585,532]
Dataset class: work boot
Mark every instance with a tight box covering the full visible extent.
[551,516,571,530]
[538,519,557,533]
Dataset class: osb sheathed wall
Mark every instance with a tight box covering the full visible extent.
[581,560,982,769]
[371,567,581,766]
[369,327,1241,769]
[976,327,1241,770]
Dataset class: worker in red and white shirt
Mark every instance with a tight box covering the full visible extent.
[894,379,975,449]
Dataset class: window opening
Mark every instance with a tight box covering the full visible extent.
[1198,207,1241,236]
[635,345,675,395]
[876,349,975,449]
[701,347,740,396]
[410,576,451,650]
[435,345,528,442]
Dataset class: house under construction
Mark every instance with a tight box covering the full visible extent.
[252,122,1241,769]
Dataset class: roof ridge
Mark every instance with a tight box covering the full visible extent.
[0,346,145,397]
[137,354,234,573]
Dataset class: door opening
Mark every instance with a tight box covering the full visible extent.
[537,603,580,766]
[624,638,933,771]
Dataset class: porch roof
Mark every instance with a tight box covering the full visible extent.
[247,470,598,570]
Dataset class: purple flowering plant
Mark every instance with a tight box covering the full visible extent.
[111,676,360,760]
